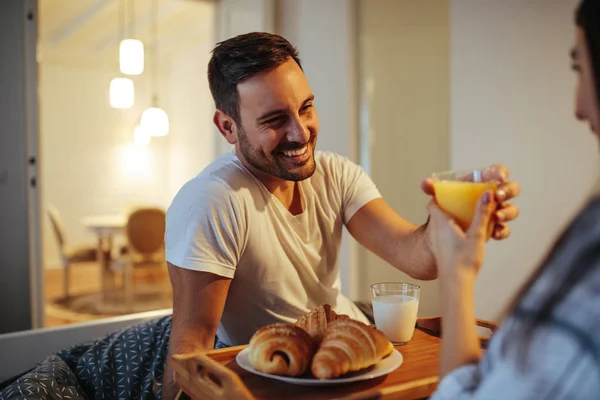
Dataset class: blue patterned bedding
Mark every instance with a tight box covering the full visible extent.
[0,316,172,400]
[0,303,372,399]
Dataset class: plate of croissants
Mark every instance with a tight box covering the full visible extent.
[236,304,403,386]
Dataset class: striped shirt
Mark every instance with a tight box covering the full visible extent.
[432,198,600,400]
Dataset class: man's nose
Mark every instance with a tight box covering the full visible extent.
[287,116,311,143]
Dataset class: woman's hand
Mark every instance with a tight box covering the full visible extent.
[427,191,496,377]
[426,190,496,281]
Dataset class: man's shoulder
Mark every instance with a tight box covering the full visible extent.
[313,151,360,180]
[315,150,359,168]
[315,150,347,163]
[169,153,256,212]
[197,152,256,188]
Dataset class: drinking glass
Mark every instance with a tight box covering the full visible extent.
[371,282,420,345]
[431,167,498,236]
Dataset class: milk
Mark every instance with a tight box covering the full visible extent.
[372,294,419,344]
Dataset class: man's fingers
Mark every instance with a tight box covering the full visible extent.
[421,178,435,196]
[496,181,521,203]
[492,223,511,240]
[495,204,520,223]
[482,163,509,183]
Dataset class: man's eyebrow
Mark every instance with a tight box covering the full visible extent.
[257,108,286,123]
[256,94,316,123]
[302,94,315,105]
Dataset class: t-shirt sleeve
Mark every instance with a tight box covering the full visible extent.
[165,179,246,279]
[336,155,382,224]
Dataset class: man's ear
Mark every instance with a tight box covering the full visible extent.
[213,110,238,145]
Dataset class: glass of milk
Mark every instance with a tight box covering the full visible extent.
[371,282,420,345]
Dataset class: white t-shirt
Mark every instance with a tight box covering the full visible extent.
[165,150,381,346]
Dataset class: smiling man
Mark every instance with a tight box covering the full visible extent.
[162,32,520,398]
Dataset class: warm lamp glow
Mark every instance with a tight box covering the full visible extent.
[109,77,134,109]
[140,107,169,136]
[119,39,144,75]
[133,125,151,145]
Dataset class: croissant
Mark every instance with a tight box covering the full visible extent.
[248,323,316,377]
[311,318,394,379]
[294,304,349,342]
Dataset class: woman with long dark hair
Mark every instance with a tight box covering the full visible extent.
[429,1,600,398]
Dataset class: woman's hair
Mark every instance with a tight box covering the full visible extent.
[505,0,600,351]
[577,0,600,108]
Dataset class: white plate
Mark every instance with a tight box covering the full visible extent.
[236,348,403,386]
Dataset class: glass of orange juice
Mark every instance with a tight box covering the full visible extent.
[431,168,498,237]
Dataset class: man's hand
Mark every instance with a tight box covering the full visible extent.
[421,163,521,240]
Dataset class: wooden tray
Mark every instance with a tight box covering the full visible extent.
[171,318,497,400]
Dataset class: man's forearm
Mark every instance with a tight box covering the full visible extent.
[393,219,437,280]
[162,328,216,400]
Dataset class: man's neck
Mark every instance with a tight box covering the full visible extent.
[235,149,303,214]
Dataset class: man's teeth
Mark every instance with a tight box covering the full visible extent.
[283,146,307,157]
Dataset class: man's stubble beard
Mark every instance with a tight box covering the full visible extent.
[237,125,317,182]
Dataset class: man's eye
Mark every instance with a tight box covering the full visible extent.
[265,117,285,126]
[302,103,313,111]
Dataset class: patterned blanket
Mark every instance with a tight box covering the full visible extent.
[0,303,373,399]
[0,316,172,400]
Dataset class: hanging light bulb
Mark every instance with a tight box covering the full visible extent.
[140,106,169,136]
[110,77,134,109]
[119,39,144,75]
[133,125,151,145]
[140,0,169,136]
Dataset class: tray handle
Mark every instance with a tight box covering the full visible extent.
[171,352,255,400]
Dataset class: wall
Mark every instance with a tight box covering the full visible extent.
[40,64,171,267]
[165,32,216,201]
[356,0,450,316]
[450,0,599,320]
[41,18,215,269]
[276,0,360,298]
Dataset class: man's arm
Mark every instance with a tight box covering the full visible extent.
[346,198,437,280]
[162,263,232,400]
[345,164,520,280]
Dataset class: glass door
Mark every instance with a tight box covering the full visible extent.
[36,0,275,329]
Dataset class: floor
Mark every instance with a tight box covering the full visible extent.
[44,262,172,327]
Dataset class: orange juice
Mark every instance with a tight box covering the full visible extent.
[433,181,497,233]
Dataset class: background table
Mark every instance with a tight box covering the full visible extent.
[82,214,126,300]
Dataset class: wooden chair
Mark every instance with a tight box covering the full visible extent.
[112,207,167,309]
[46,205,97,299]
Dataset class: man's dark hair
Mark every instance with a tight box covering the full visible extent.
[208,32,302,126]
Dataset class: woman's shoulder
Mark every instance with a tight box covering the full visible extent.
[562,197,600,243]
[535,197,600,282]
[518,197,600,346]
